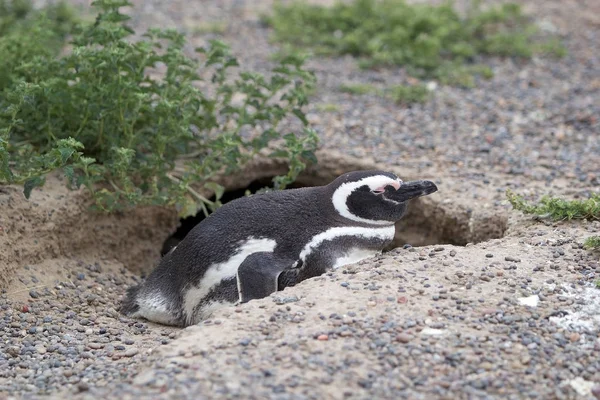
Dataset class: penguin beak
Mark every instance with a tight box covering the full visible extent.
[385,180,438,202]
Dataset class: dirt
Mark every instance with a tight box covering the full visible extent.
[0,173,178,288]
[1,0,600,398]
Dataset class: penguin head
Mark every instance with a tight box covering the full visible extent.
[329,170,438,225]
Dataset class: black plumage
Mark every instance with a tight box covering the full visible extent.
[120,170,437,327]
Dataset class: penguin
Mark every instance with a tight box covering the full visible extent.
[120,170,438,327]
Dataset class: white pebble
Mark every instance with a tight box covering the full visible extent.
[518,295,539,307]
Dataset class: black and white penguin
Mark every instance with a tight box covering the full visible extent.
[120,170,438,327]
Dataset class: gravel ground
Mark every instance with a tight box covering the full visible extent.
[71,222,600,400]
[2,0,600,399]
[0,258,179,396]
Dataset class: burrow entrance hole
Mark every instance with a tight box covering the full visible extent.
[160,174,508,256]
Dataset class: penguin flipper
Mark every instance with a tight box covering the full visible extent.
[237,252,294,303]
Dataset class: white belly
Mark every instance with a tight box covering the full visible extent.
[332,248,381,269]
[183,237,277,323]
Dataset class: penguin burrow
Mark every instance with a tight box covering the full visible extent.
[120,170,438,327]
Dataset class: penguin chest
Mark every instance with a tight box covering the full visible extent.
[297,225,396,277]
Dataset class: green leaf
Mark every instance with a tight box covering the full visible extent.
[204,182,225,201]
[178,196,199,218]
[23,175,46,199]
[292,108,309,125]
[269,149,289,158]
[58,147,75,163]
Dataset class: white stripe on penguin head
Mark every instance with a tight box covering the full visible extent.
[331,175,402,225]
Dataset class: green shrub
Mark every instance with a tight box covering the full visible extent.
[192,21,227,35]
[389,84,429,104]
[0,0,78,91]
[264,0,566,87]
[339,83,429,104]
[506,190,600,221]
[0,0,318,217]
[316,103,340,113]
[507,191,600,252]
[585,236,600,250]
[339,83,376,95]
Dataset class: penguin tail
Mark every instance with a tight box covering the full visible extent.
[120,284,141,316]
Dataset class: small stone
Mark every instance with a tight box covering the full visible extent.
[29,290,40,299]
[505,256,521,262]
[7,346,20,357]
[77,382,89,392]
[518,295,539,307]
[396,333,412,343]
[36,345,47,354]
[123,348,138,357]
[449,250,457,257]
[591,385,600,399]
[273,296,299,305]
[569,332,581,342]
[485,253,494,258]
[421,328,446,336]
[317,334,329,341]
[77,273,86,281]
[480,362,494,371]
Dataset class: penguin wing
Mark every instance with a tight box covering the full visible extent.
[237,252,296,303]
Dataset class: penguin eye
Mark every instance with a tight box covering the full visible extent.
[371,186,386,195]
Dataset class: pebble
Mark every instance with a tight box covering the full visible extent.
[122,348,139,357]
[396,333,412,343]
[569,332,581,342]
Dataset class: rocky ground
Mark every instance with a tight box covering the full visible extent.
[1,0,600,399]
